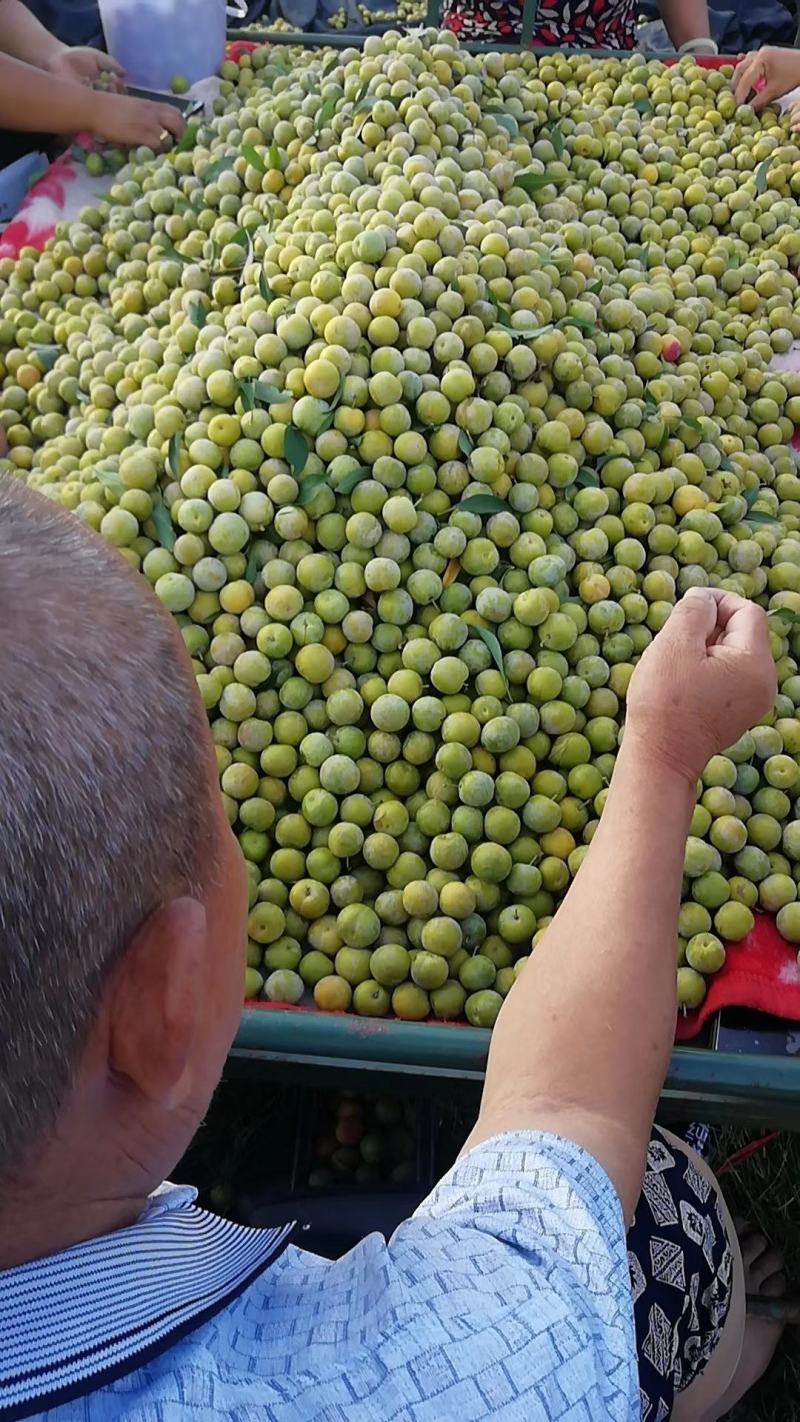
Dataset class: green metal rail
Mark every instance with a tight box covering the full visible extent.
[232,1008,800,1129]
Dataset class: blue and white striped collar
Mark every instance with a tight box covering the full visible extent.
[0,1183,294,1420]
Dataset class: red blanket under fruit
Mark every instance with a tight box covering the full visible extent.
[676,912,800,1040]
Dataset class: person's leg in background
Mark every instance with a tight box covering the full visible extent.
[629,1127,785,1422]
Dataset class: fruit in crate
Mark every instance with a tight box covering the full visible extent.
[307,1093,417,1188]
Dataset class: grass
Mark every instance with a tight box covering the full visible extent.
[180,1084,800,1419]
[710,1128,800,1421]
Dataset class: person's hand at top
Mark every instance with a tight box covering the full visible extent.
[733,46,800,113]
[625,587,776,787]
[46,45,124,89]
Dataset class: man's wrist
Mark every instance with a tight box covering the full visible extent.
[619,724,700,798]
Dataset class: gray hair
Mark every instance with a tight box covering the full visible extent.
[0,476,216,1175]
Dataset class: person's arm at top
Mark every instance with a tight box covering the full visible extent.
[0,51,185,146]
[464,588,775,1222]
[0,51,101,131]
[657,0,711,48]
[0,0,63,66]
[0,0,122,81]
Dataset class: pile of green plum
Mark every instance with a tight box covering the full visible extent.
[2,34,800,1025]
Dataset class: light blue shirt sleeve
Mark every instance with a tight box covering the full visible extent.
[37,1130,640,1421]
[400,1129,639,1418]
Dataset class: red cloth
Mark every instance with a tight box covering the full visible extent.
[675,912,800,1040]
[227,40,258,63]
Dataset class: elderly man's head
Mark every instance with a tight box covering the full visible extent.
[0,477,246,1214]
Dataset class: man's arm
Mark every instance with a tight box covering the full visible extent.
[464,590,776,1222]
[658,0,711,47]
[464,732,694,1222]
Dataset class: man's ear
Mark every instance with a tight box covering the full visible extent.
[109,898,206,1107]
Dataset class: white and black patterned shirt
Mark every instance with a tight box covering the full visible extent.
[0,1132,638,1419]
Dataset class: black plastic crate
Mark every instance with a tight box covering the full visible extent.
[239,1087,438,1257]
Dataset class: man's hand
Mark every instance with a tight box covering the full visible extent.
[87,91,185,149]
[733,46,800,112]
[626,588,776,786]
[46,46,124,87]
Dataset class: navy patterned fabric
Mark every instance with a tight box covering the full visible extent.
[4,1132,639,1420]
[628,1128,733,1421]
